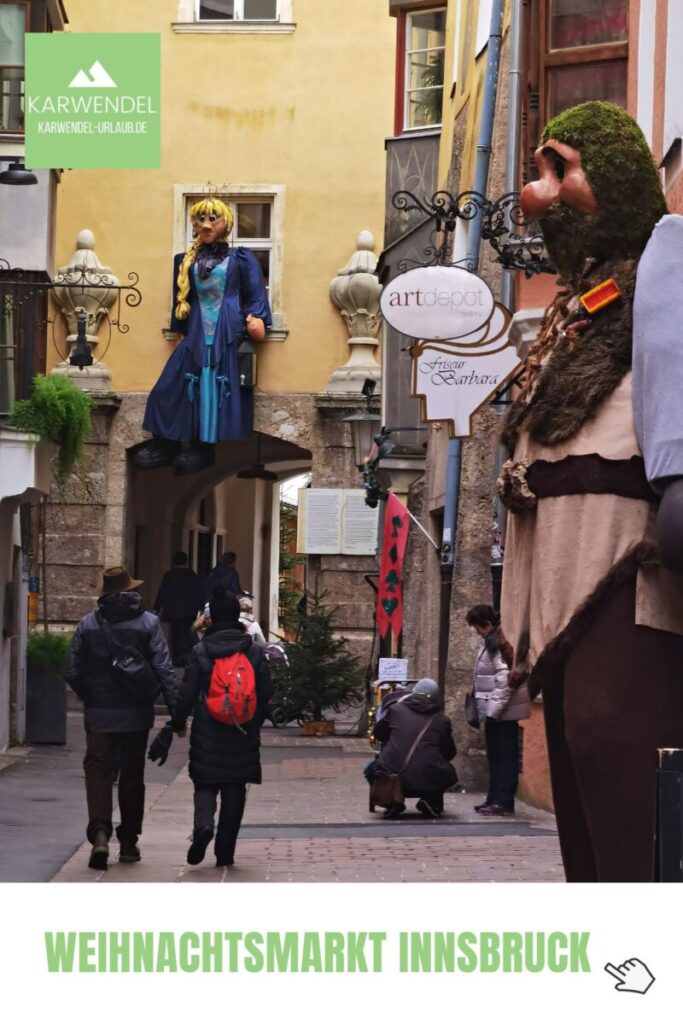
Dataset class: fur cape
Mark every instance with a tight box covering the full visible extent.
[501,258,639,455]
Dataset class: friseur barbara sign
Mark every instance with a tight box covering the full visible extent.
[380,265,522,438]
[380,265,495,340]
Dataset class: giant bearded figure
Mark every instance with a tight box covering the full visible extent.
[498,101,683,882]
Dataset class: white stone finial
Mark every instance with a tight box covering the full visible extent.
[326,230,382,395]
[51,230,119,392]
[76,229,96,250]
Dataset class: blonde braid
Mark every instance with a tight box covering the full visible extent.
[174,239,201,321]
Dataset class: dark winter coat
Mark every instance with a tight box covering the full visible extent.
[153,566,202,621]
[207,562,244,597]
[373,693,457,795]
[172,626,272,786]
[64,592,178,733]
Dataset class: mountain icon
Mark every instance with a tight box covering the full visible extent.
[68,61,117,88]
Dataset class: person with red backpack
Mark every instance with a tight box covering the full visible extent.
[171,589,272,867]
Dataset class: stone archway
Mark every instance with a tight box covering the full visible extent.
[129,430,311,638]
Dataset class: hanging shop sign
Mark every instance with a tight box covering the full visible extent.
[412,340,523,438]
[380,265,495,341]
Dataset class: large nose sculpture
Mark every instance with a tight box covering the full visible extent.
[520,139,597,218]
[520,146,562,217]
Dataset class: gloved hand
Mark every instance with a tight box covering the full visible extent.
[147,721,174,766]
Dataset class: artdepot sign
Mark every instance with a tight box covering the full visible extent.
[379,266,495,340]
[380,265,522,438]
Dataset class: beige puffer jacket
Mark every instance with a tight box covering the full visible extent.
[473,632,530,722]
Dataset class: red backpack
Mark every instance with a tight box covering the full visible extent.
[205,650,257,728]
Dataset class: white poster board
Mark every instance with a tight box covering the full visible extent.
[378,657,409,682]
[297,489,379,555]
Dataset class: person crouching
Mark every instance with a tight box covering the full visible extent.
[172,589,272,867]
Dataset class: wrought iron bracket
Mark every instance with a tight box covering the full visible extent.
[391,188,555,277]
[0,259,142,334]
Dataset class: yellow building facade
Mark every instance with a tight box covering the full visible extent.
[40,0,395,649]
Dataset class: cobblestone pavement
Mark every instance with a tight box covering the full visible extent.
[50,722,564,883]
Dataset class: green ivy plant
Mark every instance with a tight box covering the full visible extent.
[26,631,72,675]
[10,375,93,483]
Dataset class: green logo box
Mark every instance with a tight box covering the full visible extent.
[25,33,161,169]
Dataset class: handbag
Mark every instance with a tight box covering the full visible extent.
[370,713,436,809]
[464,689,480,729]
[96,613,161,705]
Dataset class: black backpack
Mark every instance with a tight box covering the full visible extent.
[96,613,161,705]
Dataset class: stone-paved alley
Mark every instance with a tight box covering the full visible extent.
[0,711,563,883]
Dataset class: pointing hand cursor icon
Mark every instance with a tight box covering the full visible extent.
[604,959,655,994]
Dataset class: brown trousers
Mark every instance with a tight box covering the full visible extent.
[83,731,149,844]
[543,577,683,882]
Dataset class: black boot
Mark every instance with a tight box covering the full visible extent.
[174,444,215,477]
[88,830,109,871]
[187,825,214,865]
[131,437,180,470]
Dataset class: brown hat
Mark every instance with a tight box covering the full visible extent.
[98,565,143,596]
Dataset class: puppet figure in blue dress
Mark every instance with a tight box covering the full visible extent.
[133,197,271,475]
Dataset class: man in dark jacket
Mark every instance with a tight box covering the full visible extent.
[153,551,202,666]
[370,678,457,819]
[172,590,272,868]
[64,566,178,871]
[206,551,245,599]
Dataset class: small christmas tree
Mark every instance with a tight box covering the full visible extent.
[273,582,364,722]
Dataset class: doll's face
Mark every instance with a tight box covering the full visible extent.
[193,210,228,245]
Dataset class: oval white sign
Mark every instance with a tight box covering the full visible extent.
[380,265,495,340]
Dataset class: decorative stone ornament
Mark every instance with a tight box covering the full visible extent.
[51,229,118,391]
[326,230,382,394]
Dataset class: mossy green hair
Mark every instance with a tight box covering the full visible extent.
[541,101,666,261]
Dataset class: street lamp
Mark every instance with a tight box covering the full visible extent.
[0,161,38,186]
[342,377,381,469]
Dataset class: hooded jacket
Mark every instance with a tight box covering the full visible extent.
[172,626,272,785]
[64,591,178,733]
[373,692,457,794]
[473,629,530,722]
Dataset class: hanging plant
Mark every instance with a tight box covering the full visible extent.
[10,375,93,482]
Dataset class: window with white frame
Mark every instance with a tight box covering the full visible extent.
[405,7,446,130]
[196,0,279,20]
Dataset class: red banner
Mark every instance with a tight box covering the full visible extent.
[376,492,410,639]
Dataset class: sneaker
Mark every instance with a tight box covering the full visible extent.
[187,825,214,865]
[383,803,406,819]
[478,803,514,817]
[119,840,141,863]
[416,798,441,819]
[88,830,109,871]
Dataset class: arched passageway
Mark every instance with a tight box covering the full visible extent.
[128,432,311,640]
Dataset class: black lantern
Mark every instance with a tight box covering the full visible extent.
[0,161,38,186]
[238,336,256,388]
[69,309,94,369]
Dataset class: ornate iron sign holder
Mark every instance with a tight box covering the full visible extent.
[391,188,554,277]
[0,259,142,368]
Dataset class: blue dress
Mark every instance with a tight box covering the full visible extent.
[143,245,271,443]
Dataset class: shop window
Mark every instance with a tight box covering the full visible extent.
[0,2,27,133]
[522,0,628,181]
[404,7,446,130]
